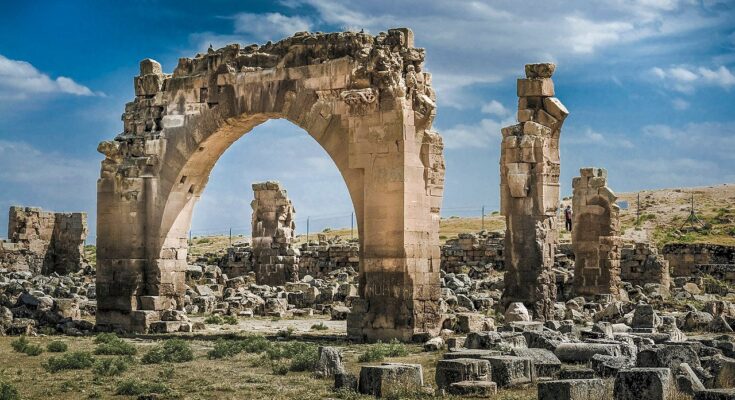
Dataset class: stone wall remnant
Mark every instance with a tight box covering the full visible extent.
[620,241,671,289]
[441,232,504,275]
[96,28,445,341]
[250,181,298,285]
[572,168,622,298]
[662,243,735,277]
[0,207,87,275]
[499,63,568,320]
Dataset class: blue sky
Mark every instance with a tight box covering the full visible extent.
[1,0,734,240]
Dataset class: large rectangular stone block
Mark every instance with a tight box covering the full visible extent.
[538,379,612,400]
[435,358,491,390]
[358,363,424,398]
[614,368,672,400]
[484,356,533,388]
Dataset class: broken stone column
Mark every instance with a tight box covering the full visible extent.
[251,181,299,286]
[572,168,622,299]
[500,63,568,320]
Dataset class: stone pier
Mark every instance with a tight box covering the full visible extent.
[251,181,298,286]
[500,63,568,320]
[572,168,622,298]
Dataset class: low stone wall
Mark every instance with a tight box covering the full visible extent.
[662,243,735,277]
[299,240,359,278]
[693,264,735,284]
[0,207,87,275]
[440,232,504,274]
[620,241,670,289]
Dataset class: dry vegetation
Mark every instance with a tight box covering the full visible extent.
[0,332,536,400]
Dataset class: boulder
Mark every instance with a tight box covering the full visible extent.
[505,302,531,323]
[424,337,444,352]
[314,346,345,378]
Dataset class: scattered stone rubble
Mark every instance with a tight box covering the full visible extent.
[0,207,88,275]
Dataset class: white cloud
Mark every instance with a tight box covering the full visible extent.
[481,100,510,117]
[649,64,735,92]
[441,117,514,149]
[0,54,98,99]
[671,98,690,110]
[233,12,312,40]
[642,121,735,160]
[567,127,634,148]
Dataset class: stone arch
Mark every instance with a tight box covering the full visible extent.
[96,29,446,341]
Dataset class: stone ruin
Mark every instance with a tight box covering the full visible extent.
[500,63,568,320]
[0,206,87,275]
[250,181,298,286]
[95,28,445,340]
[620,241,671,289]
[571,168,622,299]
[441,232,504,275]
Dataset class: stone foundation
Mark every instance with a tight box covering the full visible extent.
[620,241,671,288]
[662,243,735,277]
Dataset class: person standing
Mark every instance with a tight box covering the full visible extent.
[564,205,573,231]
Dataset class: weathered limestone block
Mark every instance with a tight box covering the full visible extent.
[500,64,566,320]
[538,379,612,400]
[435,358,491,390]
[358,363,424,397]
[96,29,446,340]
[554,342,621,363]
[572,168,622,298]
[447,380,497,396]
[511,347,561,378]
[614,368,672,400]
[314,346,345,378]
[484,356,533,388]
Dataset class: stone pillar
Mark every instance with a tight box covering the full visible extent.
[500,63,568,320]
[250,181,298,286]
[572,168,622,298]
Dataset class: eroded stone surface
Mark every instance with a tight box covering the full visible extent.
[500,63,567,320]
[95,28,445,340]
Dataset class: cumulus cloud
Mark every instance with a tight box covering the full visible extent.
[650,65,735,92]
[481,100,510,117]
[671,98,690,110]
[233,12,312,40]
[567,127,634,148]
[0,54,99,99]
[642,121,735,160]
[441,117,514,149]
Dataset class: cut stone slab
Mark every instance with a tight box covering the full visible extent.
[447,380,497,397]
[358,363,424,398]
[538,379,612,400]
[555,342,621,363]
[694,389,735,400]
[636,344,701,370]
[334,372,358,392]
[484,356,533,388]
[559,368,596,380]
[435,358,491,390]
[614,368,672,400]
[443,349,501,360]
[511,348,561,378]
[676,362,705,395]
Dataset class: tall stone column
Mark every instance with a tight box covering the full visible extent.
[572,168,622,298]
[250,181,298,286]
[500,63,568,320]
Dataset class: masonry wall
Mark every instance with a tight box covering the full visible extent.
[662,243,735,277]
[440,232,504,274]
[620,241,671,288]
[0,206,87,275]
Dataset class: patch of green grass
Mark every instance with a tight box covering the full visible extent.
[115,379,170,396]
[288,345,319,372]
[22,344,43,356]
[207,339,244,359]
[204,315,225,324]
[10,336,29,353]
[271,362,289,375]
[46,340,68,353]
[0,381,20,400]
[358,339,410,363]
[223,315,238,325]
[141,339,194,364]
[92,356,133,376]
[43,351,95,373]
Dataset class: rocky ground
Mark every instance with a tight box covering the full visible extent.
[0,184,733,399]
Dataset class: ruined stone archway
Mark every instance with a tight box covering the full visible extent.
[95,29,445,341]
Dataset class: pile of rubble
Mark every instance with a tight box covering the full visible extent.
[0,268,96,336]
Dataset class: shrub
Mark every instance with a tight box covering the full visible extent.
[311,322,328,331]
[115,379,170,396]
[43,351,95,372]
[47,341,68,353]
[207,339,243,359]
[94,337,137,356]
[240,335,271,353]
[276,327,295,339]
[141,339,194,364]
[93,332,119,344]
[0,381,20,400]
[92,356,132,376]
[271,362,289,375]
[10,336,29,353]
[358,339,409,363]
[204,315,224,325]
[23,344,43,356]
[288,345,319,372]
[223,315,238,325]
